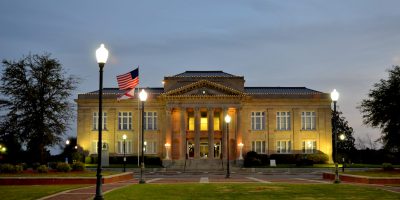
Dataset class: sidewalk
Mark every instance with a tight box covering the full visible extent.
[38,179,137,200]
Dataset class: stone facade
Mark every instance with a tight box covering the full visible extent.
[76,71,333,167]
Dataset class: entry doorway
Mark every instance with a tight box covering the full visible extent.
[200,141,209,158]
[187,141,194,159]
[214,140,221,158]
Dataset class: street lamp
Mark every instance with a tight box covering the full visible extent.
[139,89,148,184]
[238,143,244,160]
[122,134,127,172]
[65,140,70,163]
[95,43,108,200]
[225,114,231,178]
[331,89,340,184]
[339,133,346,172]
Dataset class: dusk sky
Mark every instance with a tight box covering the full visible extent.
[1,0,400,150]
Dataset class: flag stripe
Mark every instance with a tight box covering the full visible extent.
[117,68,139,90]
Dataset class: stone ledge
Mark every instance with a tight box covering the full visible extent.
[323,172,400,184]
[0,172,133,185]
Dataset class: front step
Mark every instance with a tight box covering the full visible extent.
[162,159,242,170]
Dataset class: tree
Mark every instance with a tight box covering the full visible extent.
[0,53,78,163]
[332,111,356,162]
[359,66,400,153]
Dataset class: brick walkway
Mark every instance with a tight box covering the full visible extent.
[39,174,400,199]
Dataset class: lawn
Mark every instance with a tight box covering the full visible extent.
[105,183,400,200]
[0,170,119,177]
[0,185,87,200]
[343,169,400,177]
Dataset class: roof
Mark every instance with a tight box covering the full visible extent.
[84,87,164,95]
[244,87,323,95]
[171,71,239,78]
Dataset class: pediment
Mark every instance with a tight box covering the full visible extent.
[163,80,244,96]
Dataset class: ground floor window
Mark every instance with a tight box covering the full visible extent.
[91,141,108,154]
[276,140,291,153]
[251,140,266,154]
[144,141,157,154]
[302,140,317,153]
[117,140,132,154]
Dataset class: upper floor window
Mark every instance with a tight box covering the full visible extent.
[251,111,265,130]
[200,112,208,131]
[251,140,266,154]
[144,111,157,130]
[276,140,291,153]
[302,140,317,154]
[301,111,316,130]
[118,112,132,130]
[93,112,107,130]
[276,112,290,130]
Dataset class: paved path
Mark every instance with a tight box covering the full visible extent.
[39,172,400,199]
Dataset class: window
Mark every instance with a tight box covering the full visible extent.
[118,112,132,130]
[213,114,220,131]
[91,141,108,154]
[276,140,291,153]
[200,112,208,131]
[117,140,132,154]
[276,112,290,130]
[144,112,157,130]
[302,140,317,153]
[144,141,157,154]
[93,112,107,130]
[251,112,265,130]
[251,141,266,154]
[188,112,194,131]
[301,111,316,130]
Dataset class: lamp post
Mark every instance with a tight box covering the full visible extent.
[94,43,108,200]
[339,134,346,172]
[238,143,244,160]
[139,89,148,184]
[331,89,340,184]
[122,134,127,172]
[225,114,231,178]
[65,140,70,163]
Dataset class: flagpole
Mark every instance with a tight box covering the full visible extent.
[137,86,140,167]
[137,66,140,167]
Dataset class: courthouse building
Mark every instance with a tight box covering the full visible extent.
[76,71,333,168]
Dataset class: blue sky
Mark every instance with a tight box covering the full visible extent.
[1,0,400,151]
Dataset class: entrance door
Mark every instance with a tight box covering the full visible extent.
[187,141,194,159]
[200,141,209,158]
[214,141,221,158]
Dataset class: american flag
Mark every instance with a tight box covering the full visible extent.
[116,68,139,90]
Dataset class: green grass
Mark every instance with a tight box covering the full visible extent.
[105,183,400,200]
[0,170,119,177]
[343,169,400,177]
[0,185,87,200]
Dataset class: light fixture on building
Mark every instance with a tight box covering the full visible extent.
[165,143,171,160]
[238,143,244,160]
[122,134,127,172]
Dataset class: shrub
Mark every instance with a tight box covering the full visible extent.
[31,162,41,170]
[269,154,298,164]
[306,153,329,164]
[37,165,49,173]
[243,151,269,167]
[0,164,15,173]
[56,162,71,172]
[382,163,394,171]
[71,162,85,171]
[14,165,23,173]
